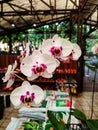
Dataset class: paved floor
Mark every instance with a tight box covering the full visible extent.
[0,66,98,129]
[0,91,98,130]
[83,66,98,92]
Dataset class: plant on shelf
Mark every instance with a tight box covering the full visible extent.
[3,34,98,130]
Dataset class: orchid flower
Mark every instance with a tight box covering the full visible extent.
[20,49,60,80]
[91,44,98,54]
[20,41,31,62]
[65,43,82,61]
[40,34,73,61]
[2,60,17,88]
[40,35,82,61]
[10,81,45,108]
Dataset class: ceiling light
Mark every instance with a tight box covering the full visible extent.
[44,25,49,28]
[33,24,36,27]
[11,23,15,27]
[56,23,58,25]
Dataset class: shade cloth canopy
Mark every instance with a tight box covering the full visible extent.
[0,0,98,35]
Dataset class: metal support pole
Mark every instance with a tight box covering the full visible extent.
[90,69,97,118]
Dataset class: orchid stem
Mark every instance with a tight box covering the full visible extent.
[14,73,25,81]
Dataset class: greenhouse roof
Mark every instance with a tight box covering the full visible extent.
[0,0,98,35]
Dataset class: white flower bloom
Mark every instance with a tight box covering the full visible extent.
[10,81,45,108]
[20,50,60,80]
[70,43,82,61]
[91,44,98,54]
[2,60,17,88]
[40,34,73,61]
[20,41,31,62]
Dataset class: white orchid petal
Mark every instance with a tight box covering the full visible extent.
[6,79,15,88]
[40,35,79,61]
[12,60,17,71]
[20,55,34,77]
[42,71,53,78]
[7,64,12,72]
[56,59,60,67]
[3,61,17,83]
[40,39,53,55]
[72,44,82,60]
[3,72,11,82]
[21,50,59,78]
[52,34,60,40]
[10,81,45,108]
[46,62,58,73]
[21,81,31,88]
[42,54,59,73]
[10,87,23,108]
[10,81,32,108]
[2,76,9,82]
[27,74,38,81]
[62,40,73,57]
[31,84,45,105]
[25,41,30,57]
[5,65,12,77]
[52,37,62,46]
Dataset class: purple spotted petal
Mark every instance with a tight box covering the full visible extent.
[26,91,30,95]
[20,95,25,102]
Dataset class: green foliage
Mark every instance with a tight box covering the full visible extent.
[22,120,43,130]
[0,21,98,53]
[86,39,98,53]
[86,119,98,130]
[47,109,98,130]
[71,108,98,130]
[47,111,66,130]
[0,35,9,43]
[71,108,87,122]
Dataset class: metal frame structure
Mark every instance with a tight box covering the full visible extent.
[0,0,98,92]
[0,0,97,36]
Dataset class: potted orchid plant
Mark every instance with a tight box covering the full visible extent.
[3,34,98,130]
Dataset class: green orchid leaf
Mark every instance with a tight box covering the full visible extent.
[58,112,63,119]
[71,108,87,122]
[47,110,66,130]
[59,120,66,130]
[86,119,98,130]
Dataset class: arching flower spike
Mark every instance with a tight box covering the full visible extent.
[20,50,60,80]
[2,60,17,88]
